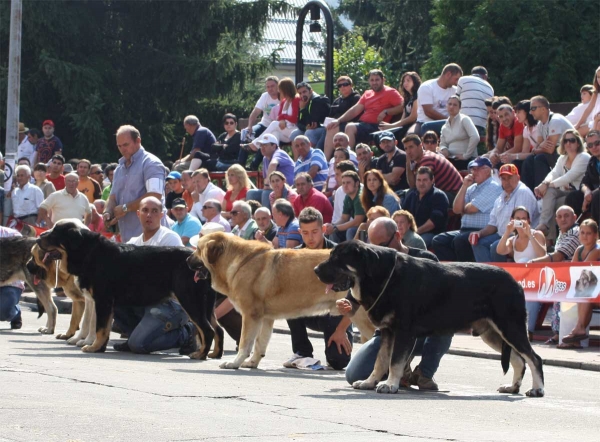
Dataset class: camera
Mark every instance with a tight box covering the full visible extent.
[514,220,524,228]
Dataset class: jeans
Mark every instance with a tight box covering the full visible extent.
[345,331,453,384]
[328,226,358,243]
[238,123,266,169]
[420,232,436,249]
[471,233,507,263]
[419,120,446,137]
[432,229,478,262]
[215,159,237,171]
[287,314,352,370]
[113,300,191,353]
[521,152,559,192]
[246,188,272,210]
[0,286,22,322]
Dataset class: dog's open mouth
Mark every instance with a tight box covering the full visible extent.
[42,250,62,265]
[193,267,209,283]
[325,277,353,294]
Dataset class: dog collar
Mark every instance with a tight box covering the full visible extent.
[365,257,396,314]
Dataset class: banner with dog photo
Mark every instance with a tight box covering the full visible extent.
[494,263,599,302]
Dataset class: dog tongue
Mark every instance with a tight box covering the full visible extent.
[325,284,334,294]
[193,271,201,283]
[43,252,52,264]
[33,275,41,286]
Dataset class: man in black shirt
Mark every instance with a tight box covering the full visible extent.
[283,207,354,370]
[341,217,453,390]
[375,131,408,191]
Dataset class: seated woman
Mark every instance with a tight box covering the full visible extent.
[392,209,427,250]
[502,100,538,172]
[438,96,479,170]
[421,130,439,153]
[222,164,252,220]
[354,206,390,241]
[267,171,297,209]
[361,169,401,215]
[378,71,421,139]
[323,147,350,198]
[534,129,590,237]
[559,219,600,349]
[496,206,546,340]
[210,113,242,171]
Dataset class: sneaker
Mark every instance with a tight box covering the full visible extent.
[10,311,22,330]
[179,324,199,356]
[113,341,131,352]
[283,353,305,368]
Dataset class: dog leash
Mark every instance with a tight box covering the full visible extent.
[365,257,396,314]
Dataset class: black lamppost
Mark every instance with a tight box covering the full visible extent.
[295,0,334,100]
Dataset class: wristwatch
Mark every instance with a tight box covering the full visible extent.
[122,203,128,213]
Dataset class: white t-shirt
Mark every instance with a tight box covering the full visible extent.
[17,138,37,165]
[417,78,457,123]
[536,113,574,144]
[255,92,280,127]
[128,226,183,247]
[566,102,591,125]
[190,182,225,222]
[331,186,347,225]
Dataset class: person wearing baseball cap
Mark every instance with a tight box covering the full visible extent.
[432,156,502,262]
[165,171,185,219]
[246,133,295,208]
[375,131,409,191]
[170,197,202,247]
[35,119,63,164]
[468,162,539,263]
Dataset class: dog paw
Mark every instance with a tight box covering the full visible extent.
[55,333,71,340]
[525,388,545,398]
[498,384,520,394]
[188,351,207,360]
[352,380,376,390]
[38,327,54,335]
[81,345,96,353]
[241,359,259,369]
[66,336,79,345]
[207,351,222,359]
[219,361,240,369]
[376,383,399,394]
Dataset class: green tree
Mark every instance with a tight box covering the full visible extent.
[333,33,383,94]
[422,0,600,102]
[0,0,288,161]
[337,0,433,82]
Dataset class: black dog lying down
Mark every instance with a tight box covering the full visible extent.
[37,221,223,359]
[314,240,545,397]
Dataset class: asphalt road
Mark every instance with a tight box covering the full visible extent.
[1,310,598,442]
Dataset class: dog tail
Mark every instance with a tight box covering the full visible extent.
[501,341,511,375]
[37,297,45,318]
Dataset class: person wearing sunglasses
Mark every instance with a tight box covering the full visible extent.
[208,113,242,171]
[76,159,102,203]
[341,217,451,391]
[199,198,231,233]
[522,95,574,191]
[289,82,331,148]
[317,76,361,153]
[534,129,590,238]
[566,130,600,220]
[230,200,259,240]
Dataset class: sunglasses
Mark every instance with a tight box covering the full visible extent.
[563,137,577,144]
[91,171,103,175]
[202,205,214,210]
[378,234,395,248]
[587,140,600,148]
[423,139,437,145]
[230,210,240,215]
[224,121,236,125]
[336,82,351,88]
[529,106,540,111]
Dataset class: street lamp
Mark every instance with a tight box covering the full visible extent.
[295,0,334,100]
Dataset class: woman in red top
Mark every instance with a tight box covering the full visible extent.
[222,164,251,220]
[259,77,300,144]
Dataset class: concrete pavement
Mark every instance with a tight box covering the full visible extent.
[1,309,599,442]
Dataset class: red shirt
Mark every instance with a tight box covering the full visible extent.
[358,86,403,124]
[498,119,524,148]
[293,188,333,223]
[46,174,65,191]
[416,151,463,193]
[223,187,248,212]
[182,190,194,212]
[278,96,301,125]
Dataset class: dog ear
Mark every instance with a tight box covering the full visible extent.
[364,246,395,278]
[206,239,224,265]
[66,227,84,248]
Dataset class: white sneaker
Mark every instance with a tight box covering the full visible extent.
[282,353,304,368]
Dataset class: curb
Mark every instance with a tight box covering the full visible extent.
[273,327,600,372]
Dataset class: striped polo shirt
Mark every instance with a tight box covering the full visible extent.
[416,151,463,193]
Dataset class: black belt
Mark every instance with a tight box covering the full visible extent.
[17,213,37,220]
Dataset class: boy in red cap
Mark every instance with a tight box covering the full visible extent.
[35,120,63,164]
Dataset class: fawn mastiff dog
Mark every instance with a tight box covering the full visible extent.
[187,232,375,369]
[314,240,545,397]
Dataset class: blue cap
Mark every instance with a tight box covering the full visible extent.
[379,131,396,141]
[166,171,182,180]
[468,157,493,169]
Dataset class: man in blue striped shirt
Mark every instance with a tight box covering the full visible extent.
[292,135,328,191]
[432,157,502,261]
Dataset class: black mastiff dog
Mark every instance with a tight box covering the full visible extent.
[314,241,545,397]
[36,221,223,359]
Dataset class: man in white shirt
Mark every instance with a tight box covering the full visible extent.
[189,169,225,222]
[113,196,197,355]
[416,63,463,136]
[17,125,38,166]
[455,66,494,133]
[10,165,44,224]
[197,199,231,232]
[37,173,92,228]
[331,161,357,224]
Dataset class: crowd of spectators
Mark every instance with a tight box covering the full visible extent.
[2,65,600,359]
